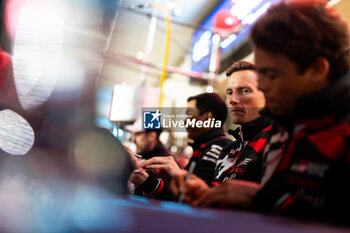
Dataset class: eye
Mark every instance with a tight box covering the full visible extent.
[258,69,279,80]
[240,88,251,95]
[226,89,233,96]
[266,72,277,80]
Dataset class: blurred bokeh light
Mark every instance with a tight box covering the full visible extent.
[0,109,34,155]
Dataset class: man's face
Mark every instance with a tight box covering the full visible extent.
[131,131,152,154]
[185,99,208,140]
[225,70,265,125]
[254,47,314,117]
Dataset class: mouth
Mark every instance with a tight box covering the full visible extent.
[231,108,245,114]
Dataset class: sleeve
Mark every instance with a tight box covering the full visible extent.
[139,175,174,201]
[251,171,313,217]
[253,134,350,223]
[254,169,350,223]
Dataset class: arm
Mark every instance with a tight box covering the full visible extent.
[170,172,260,208]
[193,179,261,209]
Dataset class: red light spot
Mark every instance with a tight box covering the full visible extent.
[5,0,26,41]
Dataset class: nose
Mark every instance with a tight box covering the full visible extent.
[229,93,240,106]
[131,134,136,143]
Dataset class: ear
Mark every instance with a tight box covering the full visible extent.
[310,57,329,84]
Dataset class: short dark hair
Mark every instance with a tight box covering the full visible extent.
[145,128,162,138]
[250,0,349,81]
[187,92,227,124]
[226,60,256,77]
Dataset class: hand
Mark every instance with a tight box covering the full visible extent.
[124,146,141,169]
[169,170,187,199]
[193,180,261,209]
[129,169,149,186]
[139,156,182,180]
[169,171,210,203]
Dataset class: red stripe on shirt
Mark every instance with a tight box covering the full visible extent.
[153,179,164,197]
[276,195,296,215]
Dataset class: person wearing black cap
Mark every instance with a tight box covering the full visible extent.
[125,119,171,159]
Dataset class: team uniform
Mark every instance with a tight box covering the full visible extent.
[253,72,350,223]
[213,116,280,185]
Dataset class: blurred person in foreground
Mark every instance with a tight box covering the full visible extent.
[170,61,281,204]
[129,93,231,200]
[173,0,350,224]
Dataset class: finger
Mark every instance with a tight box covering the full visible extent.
[184,179,202,194]
[185,179,209,203]
[176,171,188,192]
[139,157,169,168]
[142,164,170,171]
[167,156,181,167]
[129,154,140,169]
[169,177,182,198]
[193,187,223,206]
[184,175,207,192]
[129,170,149,186]
[169,178,179,197]
[169,171,187,198]
[183,193,193,204]
[201,193,225,207]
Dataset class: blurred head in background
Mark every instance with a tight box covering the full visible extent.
[125,119,166,156]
